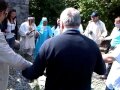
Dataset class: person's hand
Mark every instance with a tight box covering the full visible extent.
[99,36,104,41]
[102,54,115,63]
[88,31,93,35]
[35,31,39,38]
[5,29,10,33]
[26,32,30,35]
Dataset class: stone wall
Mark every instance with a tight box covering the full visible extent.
[5,0,29,27]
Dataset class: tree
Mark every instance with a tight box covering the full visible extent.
[30,0,120,33]
[78,0,120,33]
[29,0,65,25]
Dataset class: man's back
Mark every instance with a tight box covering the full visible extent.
[23,30,106,90]
[45,30,105,90]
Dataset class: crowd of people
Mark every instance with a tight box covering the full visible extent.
[0,0,120,90]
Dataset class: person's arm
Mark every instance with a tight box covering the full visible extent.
[0,32,32,70]
[84,22,90,36]
[22,40,48,80]
[94,45,106,75]
[101,22,107,37]
[48,26,53,38]
[79,24,84,34]
[19,23,31,36]
[103,45,120,63]
[104,27,116,40]
[102,53,115,63]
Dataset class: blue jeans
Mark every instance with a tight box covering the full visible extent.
[6,37,15,49]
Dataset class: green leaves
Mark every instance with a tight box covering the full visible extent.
[30,0,120,32]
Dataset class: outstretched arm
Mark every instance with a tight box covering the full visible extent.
[22,40,48,80]
[0,32,32,70]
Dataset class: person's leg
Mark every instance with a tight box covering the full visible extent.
[105,63,112,78]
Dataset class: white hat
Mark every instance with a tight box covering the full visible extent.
[28,17,35,20]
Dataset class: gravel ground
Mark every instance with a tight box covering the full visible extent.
[7,68,106,90]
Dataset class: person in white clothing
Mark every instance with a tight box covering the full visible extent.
[52,18,61,36]
[79,24,84,34]
[2,9,18,49]
[84,11,107,45]
[103,44,120,90]
[19,16,38,56]
[0,1,32,90]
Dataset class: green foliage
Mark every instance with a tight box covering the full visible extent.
[29,0,120,33]
[29,0,65,25]
[79,0,120,33]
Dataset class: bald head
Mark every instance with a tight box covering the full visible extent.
[60,7,81,29]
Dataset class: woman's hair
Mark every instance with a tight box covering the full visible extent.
[0,0,8,12]
[7,9,16,22]
[54,18,59,29]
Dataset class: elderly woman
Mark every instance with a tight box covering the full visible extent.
[34,17,53,58]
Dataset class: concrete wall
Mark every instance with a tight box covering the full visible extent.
[5,0,29,26]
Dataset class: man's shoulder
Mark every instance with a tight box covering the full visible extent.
[99,20,105,25]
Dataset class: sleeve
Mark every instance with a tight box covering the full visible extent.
[109,27,117,39]
[48,26,53,37]
[101,22,107,37]
[0,32,32,70]
[111,45,120,64]
[19,23,30,36]
[104,27,116,40]
[22,40,48,80]
[94,46,106,75]
[84,22,90,36]
[79,24,84,34]
[51,26,55,36]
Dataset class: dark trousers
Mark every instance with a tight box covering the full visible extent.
[6,37,15,49]
[105,63,112,78]
[105,86,114,90]
[104,45,115,78]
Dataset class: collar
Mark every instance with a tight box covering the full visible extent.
[63,29,81,35]
[63,28,79,33]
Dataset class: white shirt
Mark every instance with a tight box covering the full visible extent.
[52,26,60,36]
[79,24,84,34]
[19,21,37,51]
[106,44,120,90]
[84,20,107,45]
[6,20,16,39]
